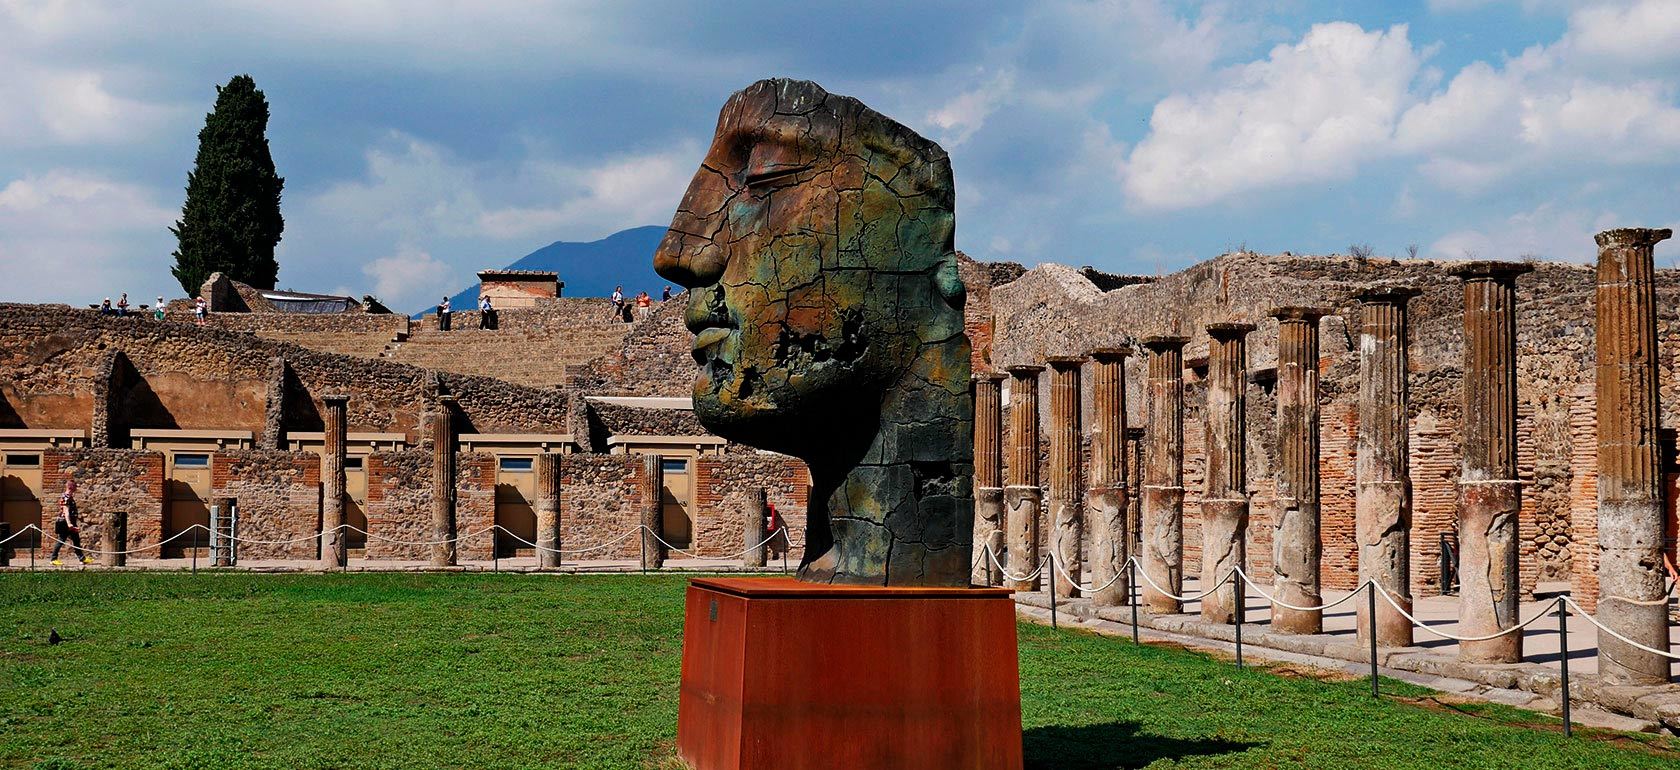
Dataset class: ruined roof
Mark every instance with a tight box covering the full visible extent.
[477,269,560,280]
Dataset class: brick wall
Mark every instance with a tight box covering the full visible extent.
[213,450,320,559]
[691,451,811,558]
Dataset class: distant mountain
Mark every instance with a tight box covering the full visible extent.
[433,225,670,314]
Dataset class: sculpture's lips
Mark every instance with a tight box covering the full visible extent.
[693,326,732,353]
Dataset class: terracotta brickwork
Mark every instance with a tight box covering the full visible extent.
[691,453,811,558]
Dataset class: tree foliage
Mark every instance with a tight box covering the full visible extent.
[170,74,285,295]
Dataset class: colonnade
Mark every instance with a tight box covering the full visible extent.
[972,227,1674,685]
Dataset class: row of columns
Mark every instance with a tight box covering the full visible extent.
[973,227,1672,685]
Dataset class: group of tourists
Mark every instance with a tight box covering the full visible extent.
[98,294,208,325]
[434,296,502,331]
[609,285,672,323]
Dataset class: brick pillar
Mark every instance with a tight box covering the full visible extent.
[535,453,561,569]
[1451,262,1530,663]
[428,402,457,568]
[1594,227,1674,684]
[1202,323,1253,624]
[641,453,666,569]
[1141,336,1188,614]
[971,373,1006,586]
[320,394,348,570]
[1355,288,1422,648]
[1046,356,1085,598]
[1271,308,1327,634]
[102,510,127,567]
[1088,347,1131,607]
[745,487,768,569]
[1004,365,1044,592]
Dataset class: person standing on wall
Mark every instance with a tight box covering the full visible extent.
[50,479,93,566]
[611,285,625,322]
[438,296,452,331]
[116,293,130,317]
[478,295,496,330]
[193,296,207,325]
[154,297,166,321]
[636,291,652,320]
[662,285,672,302]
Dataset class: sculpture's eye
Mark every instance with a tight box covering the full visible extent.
[744,165,809,190]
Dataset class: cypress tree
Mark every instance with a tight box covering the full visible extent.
[170,74,285,295]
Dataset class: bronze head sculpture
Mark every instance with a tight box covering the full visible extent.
[654,79,974,586]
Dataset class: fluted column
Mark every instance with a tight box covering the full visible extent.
[744,488,769,568]
[1141,336,1188,614]
[535,453,561,569]
[1088,347,1131,607]
[641,453,666,569]
[1047,356,1085,598]
[1202,324,1253,624]
[1355,288,1421,648]
[428,399,457,568]
[1005,365,1044,592]
[320,394,348,570]
[1451,262,1530,663]
[971,373,1006,586]
[1594,227,1674,684]
[1271,308,1327,634]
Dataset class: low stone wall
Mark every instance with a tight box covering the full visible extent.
[692,452,811,559]
[213,450,320,560]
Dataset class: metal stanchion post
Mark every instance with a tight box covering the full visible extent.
[1557,599,1572,738]
[1234,572,1244,670]
[1130,560,1140,644]
[1368,583,1379,698]
[639,534,646,575]
[1048,554,1058,630]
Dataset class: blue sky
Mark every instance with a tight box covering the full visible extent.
[2,0,1677,309]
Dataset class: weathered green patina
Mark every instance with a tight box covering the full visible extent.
[654,78,974,586]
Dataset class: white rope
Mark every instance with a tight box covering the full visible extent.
[36,524,217,556]
[0,524,41,545]
[1369,583,1561,642]
[1230,566,1368,613]
[1561,596,1680,661]
[1128,556,1236,603]
[1047,550,1132,593]
[982,542,1046,582]
[352,525,497,547]
[1593,580,1677,607]
[610,525,791,561]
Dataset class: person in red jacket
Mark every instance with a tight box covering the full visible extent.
[765,502,791,562]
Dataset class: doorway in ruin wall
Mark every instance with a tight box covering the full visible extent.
[494,456,537,558]
[659,456,693,550]
[165,451,211,557]
[1,451,43,549]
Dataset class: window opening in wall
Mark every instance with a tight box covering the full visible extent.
[3,454,40,468]
[498,457,534,472]
[173,454,210,468]
[661,458,689,474]
[345,457,365,470]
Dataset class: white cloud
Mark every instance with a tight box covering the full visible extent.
[1565,0,1680,66]
[925,70,1016,148]
[361,247,456,310]
[0,170,178,302]
[1123,23,1423,210]
[1428,202,1628,261]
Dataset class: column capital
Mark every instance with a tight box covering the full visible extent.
[1269,306,1330,323]
[1352,286,1422,304]
[1595,227,1672,249]
[1448,260,1533,282]
[1087,346,1132,362]
[1005,364,1045,378]
[322,394,349,405]
[1045,355,1086,370]
[1139,334,1189,351]
[972,371,1007,383]
[1206,322,1256,339]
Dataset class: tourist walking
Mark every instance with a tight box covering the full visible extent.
[765,502,791,563]
[154,297,166,321]
[50,479,93,566]
[193,296,207,325]
[636,291,652,320]
[611,286,625,322]
[438,296,452,331]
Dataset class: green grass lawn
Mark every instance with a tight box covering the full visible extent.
[0,573,1675,769]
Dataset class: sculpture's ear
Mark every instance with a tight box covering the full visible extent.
[935,254,966,310]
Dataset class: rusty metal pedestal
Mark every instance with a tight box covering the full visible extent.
[676,577,1023,770]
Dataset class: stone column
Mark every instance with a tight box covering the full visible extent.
[1202,324,1253,624]
[102,510,127,567]
[428,400,457,568]
[640,453,666,569]
[320,394,348,570]
[1594,227,1674,684]
[1271,308,1328,634]
[1141,336,1188,614]
[1355,288,1421,648]
[1451,262,1530,663]
[534,453,561,569]
[1004,365,1044,592]
[971,373,1006,586]
[1088,347,1131,607]
[1046,356,1085,598]
[744,488,768,569]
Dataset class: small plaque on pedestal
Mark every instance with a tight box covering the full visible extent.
[676,577,1023,770]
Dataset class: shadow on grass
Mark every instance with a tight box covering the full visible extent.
[1024,721,1259,769]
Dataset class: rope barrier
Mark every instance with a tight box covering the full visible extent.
[33,524,217,556]
[1046,549,1134,594]
[1368,583,1562,642]
[1126,556,1236,603]
[1561,596,1680,661]
[981,543,1046,582]
[1229,566,1369,613]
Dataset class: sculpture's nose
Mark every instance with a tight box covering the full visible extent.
[653,224,725,289]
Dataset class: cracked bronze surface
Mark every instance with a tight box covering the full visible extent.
[654,79,973,586]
